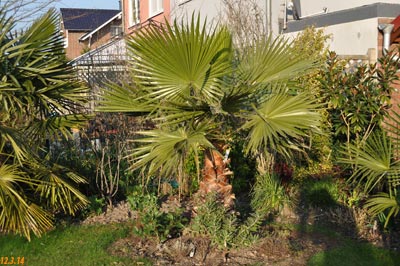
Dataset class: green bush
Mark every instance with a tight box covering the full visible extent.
[251,172,289,216]
[191,193,262,249]
[127,187,188,242]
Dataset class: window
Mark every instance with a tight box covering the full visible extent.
[149,0,163,17]
[128,0,140,26]
[111,26,123,37]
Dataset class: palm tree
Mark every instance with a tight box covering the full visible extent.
[0,8,89,239]
[97,16,321,207]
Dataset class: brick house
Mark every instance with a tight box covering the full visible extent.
[60,8,122,60]
[121,0,171,35]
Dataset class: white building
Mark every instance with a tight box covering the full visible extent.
[172,0,400,60]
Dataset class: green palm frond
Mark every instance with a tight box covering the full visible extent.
[26,114,91,142]
[0,124,28,162]
[340,131,400,192]
[0,164,53,240]
[0,9,88,119]
[96,82,152,113]
[365,192,400,228]
[238,36,316,86]
[0,8,89,239]
[127,14,231,104]
[243,92,321,155]
[130,123,214,177]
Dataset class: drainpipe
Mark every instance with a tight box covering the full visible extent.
[378,23,400,61]
[283,0,287,30]
[266,0,272,34]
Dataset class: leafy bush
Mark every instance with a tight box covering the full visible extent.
[127,188,188,242]
[191,193,262,249]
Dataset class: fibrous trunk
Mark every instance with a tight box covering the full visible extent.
[198,146,235,208]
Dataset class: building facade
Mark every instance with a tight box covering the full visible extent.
[60,8,122,60]
[121,0,171,35]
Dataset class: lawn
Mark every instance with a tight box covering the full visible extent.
[0,223,136,266]
[308,241,400,266]
[1,219,399,266]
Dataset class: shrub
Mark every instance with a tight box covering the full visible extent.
[191,193,263,249]
[127,188,188,242]
[251,172,289,216]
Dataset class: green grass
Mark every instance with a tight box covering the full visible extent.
[308,241,400,266]
[0,223,149,266]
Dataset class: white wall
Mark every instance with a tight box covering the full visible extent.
[285,18,379,56]
[170,0,284,36]
[292,0,400,18]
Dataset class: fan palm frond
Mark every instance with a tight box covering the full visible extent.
[243,92,321,155]
[127,14,232,104]
[130,123,214,177]
[0,164,53,240]
[340,131,400,192]
[365,192,400,228]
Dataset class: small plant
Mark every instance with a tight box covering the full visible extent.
[191,193,263,249]
[251,172,289,216]
[86,196,106,215]
[127,187,187,242]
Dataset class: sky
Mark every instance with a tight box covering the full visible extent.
[53,0,120,10]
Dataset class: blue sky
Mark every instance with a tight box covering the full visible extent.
[53,0,120,10]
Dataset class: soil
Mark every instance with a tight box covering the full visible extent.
[82,197,400,265]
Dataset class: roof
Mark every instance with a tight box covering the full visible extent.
[60,8,121,31]
[80,11,122,41]
[285,3,400,33]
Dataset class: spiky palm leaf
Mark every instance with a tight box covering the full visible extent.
[340,128,400,227]
[0,9,89,239]
[0,164,53,241]
[340,131,400,193]
[130,123,214,178]
[364,192,400,228]
[243,91,321,155]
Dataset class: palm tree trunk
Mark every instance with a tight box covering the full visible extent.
[198,146,235,208]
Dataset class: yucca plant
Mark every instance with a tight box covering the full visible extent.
[97,15,321,207]
[0,8,89,240]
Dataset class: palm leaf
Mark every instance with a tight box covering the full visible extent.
[127,14,231,104]
[238,36,316,86]
[129,123,214,177]
[365,192,400,228]
[340,131,400,192]
[0,164,53,240]
[243,92,321,155]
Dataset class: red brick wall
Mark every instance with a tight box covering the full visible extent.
[65,31,88,60]
[64,18,122,60]
[123,0,171,36]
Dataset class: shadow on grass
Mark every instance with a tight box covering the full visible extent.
[295,179,400,266]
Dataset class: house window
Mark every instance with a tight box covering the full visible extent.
[129,0,140,26]
[111,26,123,37]
[149,0,163,17]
